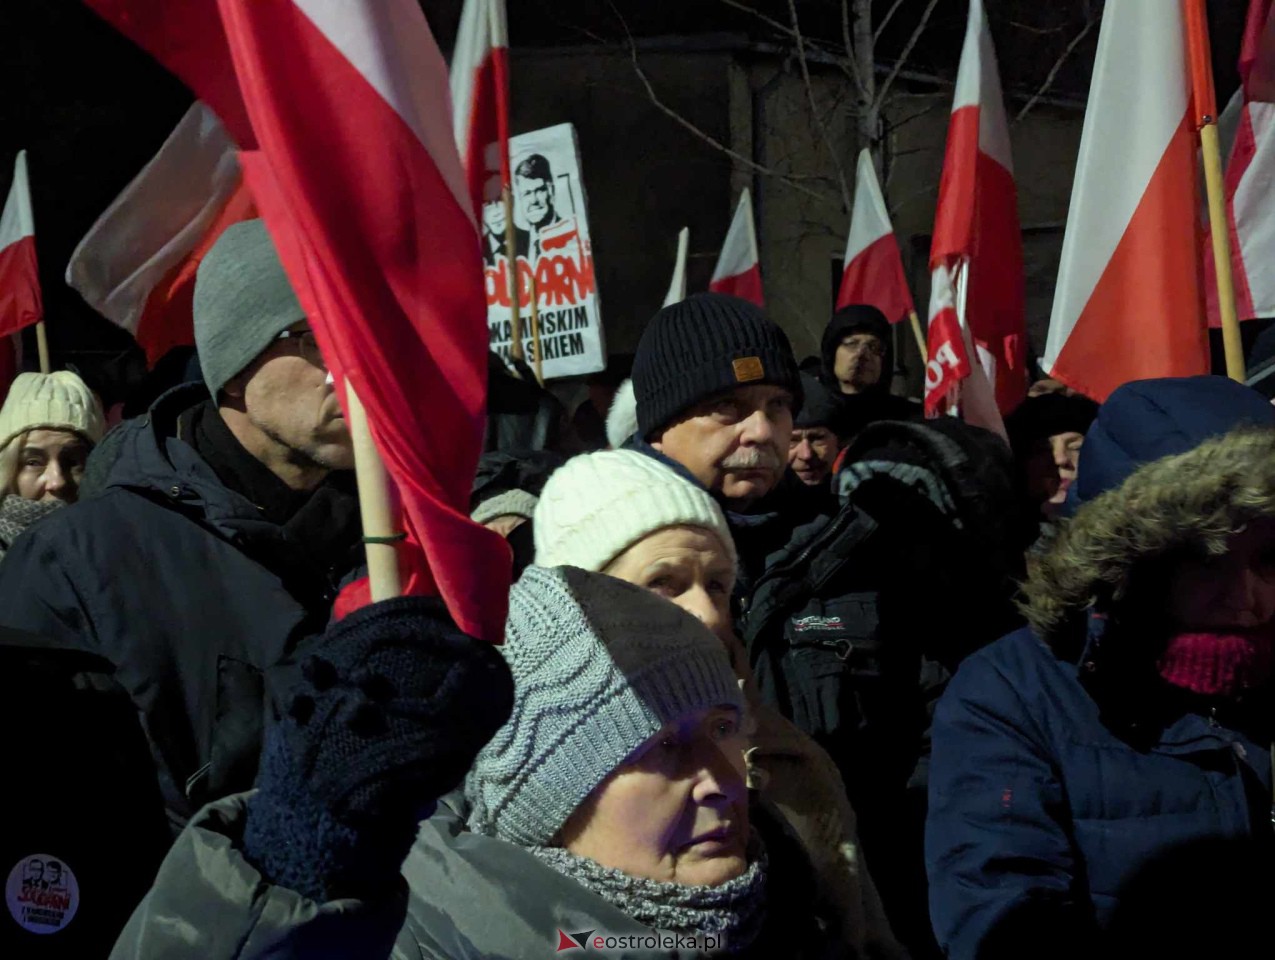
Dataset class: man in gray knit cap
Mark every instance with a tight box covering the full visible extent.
[0,219,364,925]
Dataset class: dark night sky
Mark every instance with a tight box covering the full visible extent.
[0,1,1248,402]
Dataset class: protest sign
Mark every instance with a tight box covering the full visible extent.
[483,123,604,378]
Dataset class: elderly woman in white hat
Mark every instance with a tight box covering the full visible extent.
[0,371,104,557]
[533,448,904,959]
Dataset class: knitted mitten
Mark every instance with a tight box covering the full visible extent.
[243,596,513,901]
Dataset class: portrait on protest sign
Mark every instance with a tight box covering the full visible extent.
[483,123,605,379]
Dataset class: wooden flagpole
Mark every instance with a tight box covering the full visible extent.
[529,275,544,385]
[34,322,50,373]
[1186,0,1245,382]
[907,309,927,362]
[502,187,525,367]
[346,380,401,601]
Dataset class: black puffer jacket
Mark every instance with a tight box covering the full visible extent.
[0,385,362,832]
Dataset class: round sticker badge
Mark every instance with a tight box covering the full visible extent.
[5,853,78,934]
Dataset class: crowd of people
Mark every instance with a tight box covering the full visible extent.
[2,219,1273,959]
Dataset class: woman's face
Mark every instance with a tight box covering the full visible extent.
[604,526,735,643]
[1166,518,1275,632]
[14,429,91,503]
[559,706,750,886]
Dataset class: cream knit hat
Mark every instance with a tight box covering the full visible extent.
[0,371,105,452]
[534,449,737,573]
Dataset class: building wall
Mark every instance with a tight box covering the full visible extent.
[511,43,1084,393]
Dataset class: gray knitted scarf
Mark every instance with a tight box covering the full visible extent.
[0,495,63,558]
[530,830,768,954]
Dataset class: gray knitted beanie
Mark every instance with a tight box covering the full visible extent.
[466,565,743,847]
[193,219,307,398]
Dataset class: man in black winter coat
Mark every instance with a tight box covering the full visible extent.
[0,219,363,845]
[625,292,813,593]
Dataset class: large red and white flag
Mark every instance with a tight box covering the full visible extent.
[66,103,255,366]
[925,0,1025,420]
[837,148,914,321]
[449,0,510,220]
[86,0,510,643]
[1207,0,1275,327]
[1044,1,1207,400]
[709,188,764,306]
[0,150,42,340]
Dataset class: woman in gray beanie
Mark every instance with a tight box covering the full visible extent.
[110,567,841,959]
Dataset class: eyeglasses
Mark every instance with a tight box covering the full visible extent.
[275,329,326,367]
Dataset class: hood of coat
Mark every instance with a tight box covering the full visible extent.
[819,304,893,398]
[1021,426,1275,645]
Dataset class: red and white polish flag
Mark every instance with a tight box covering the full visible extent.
[449,0,510,219]
[1044,0,1208,401]
[1207,0,1275,327]
[86,0,511,642]
[837,148,914,321]
[709,187,764,306]
[925,0,1025,423]
[66,103,255,366]
[0,150,42,340]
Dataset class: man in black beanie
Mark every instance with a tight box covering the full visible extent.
[821,304,920,433]
[788,372,847,490]
[628,293,812,589]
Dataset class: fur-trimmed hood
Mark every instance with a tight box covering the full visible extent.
[1021,427,1275,641]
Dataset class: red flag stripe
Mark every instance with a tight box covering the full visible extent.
[0,235,41,339]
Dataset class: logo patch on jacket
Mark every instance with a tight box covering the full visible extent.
[791,615,844,633]
[732,356,764,382]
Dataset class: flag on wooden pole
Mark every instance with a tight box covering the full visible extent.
[924,0,1025,419]
[0,151,42,340]
[709,188,764,306]
[1044,0,1208,401]
[86,0,511,643]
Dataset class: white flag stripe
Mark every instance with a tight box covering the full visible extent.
[1233,100,1275,314]
[1044,0,1188,366]
[663,226,689,306]
[0,151,35,249]
[950,0,1013,172]
[711,188,758,281]
[843,149,892,265]
[296,0,472,224]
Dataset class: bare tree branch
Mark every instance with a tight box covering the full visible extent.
[873,0,908,43]
[838,0,869,101]
[607,1,828,202]
[788,0,852,212]
[1013,15,1098,123]
[873,0,941,114]
[888,98,946,131]
[1003,19,1069,36]
[715,0,800,41]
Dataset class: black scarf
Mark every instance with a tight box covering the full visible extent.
[185,402,362,588]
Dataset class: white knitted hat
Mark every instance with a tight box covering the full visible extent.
[534,449,736,573]
[0,371,105,452]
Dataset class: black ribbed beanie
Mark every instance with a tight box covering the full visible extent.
[632,293,802,438]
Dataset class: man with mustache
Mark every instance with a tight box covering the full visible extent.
[0,221,363,929]
[626,293,809,593]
